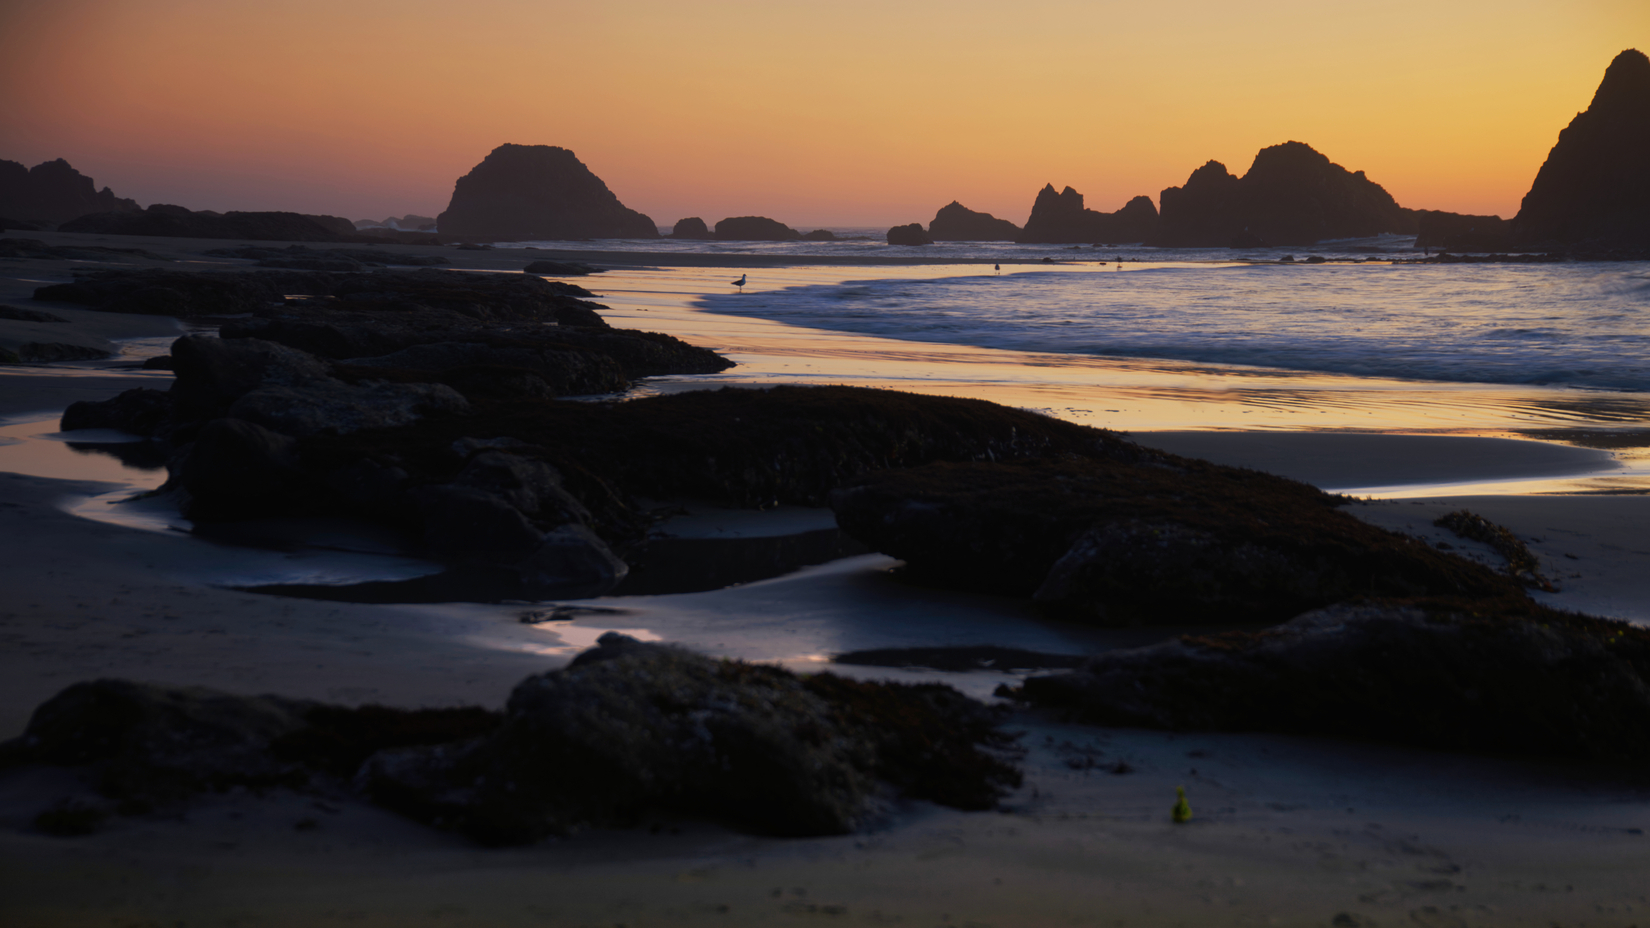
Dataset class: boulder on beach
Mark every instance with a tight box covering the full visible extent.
[714,216,802,241]
[886,222,932,245]
[2,638,1018,843]
[829,457,1524,626]
[1018,186,1158,244]
[928,201,1022,241]
[1512,49,1650,249]
[669,217,714,239]
[0,158,138,225]
[1015,597,1650,761]
[60,204,361,242]
[1152,142,1417,247]
[434,144,659,242]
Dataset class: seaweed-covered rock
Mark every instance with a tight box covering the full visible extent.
[830,458,1522,626]
[61,388,174,436]
[1017,599,1650,760]
[360,633,1019,844]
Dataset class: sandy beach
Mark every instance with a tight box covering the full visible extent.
[3,230,1649,926]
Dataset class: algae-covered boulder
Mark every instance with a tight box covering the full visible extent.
[1017,598,1650,760]
[830,458,1522,626]
[361,633,1020,843]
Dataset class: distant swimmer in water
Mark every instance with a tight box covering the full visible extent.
[732,273,747,291]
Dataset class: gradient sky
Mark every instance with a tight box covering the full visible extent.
[2,0,1645,228]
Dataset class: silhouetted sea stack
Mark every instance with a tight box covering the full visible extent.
[1152,142,1415,247]
[886,223,932,246]
[1413,210,1510,252]
[435,144,658,243]
[61,204,361,242]
[670,217,714,240]
[1512,49,1650,249]
[714,216,801,241]
[928,202,1021,241]
[0,158,138,226]
[1018,186,1158,244]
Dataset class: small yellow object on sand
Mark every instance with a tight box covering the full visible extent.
[1172,785,1192,823]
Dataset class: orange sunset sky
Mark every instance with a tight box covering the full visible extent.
[2,0,1646,229]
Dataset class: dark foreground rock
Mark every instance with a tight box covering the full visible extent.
[363,633,1019,843]
[1015,598,1650,762]
[1512,49,1650,249]
[830,458,1524,626]
[435,144,658,242]
[3,637,1019,843]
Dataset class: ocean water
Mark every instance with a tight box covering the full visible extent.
[693,257,1650,394]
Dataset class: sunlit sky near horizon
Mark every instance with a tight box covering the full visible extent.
[1,0,1645,229]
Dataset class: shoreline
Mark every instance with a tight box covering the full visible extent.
[3,230,1649,924]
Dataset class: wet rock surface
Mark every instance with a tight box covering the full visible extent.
[3,638,1020,843]
[1014,598,1650,761]
[830,458,1523,626]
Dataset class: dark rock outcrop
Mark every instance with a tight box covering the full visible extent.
[60,204,362,242]
[1412,210,1511,251]
[1512,49,1650,248]
[3,640,1018,843]
[1018,186,1158,244]
[360,633,1019,843]
[928,201,1022,241]
[1016,598,1650,761]
[522,260,601,276]
[800,229,838,241]
[203,244,450,269]
[1152,143,1417,247]
[434,144,658,242]
[0,158,138,225]
[714,216,801,241]
[669,217,714,239]
[829,458,1523,626]
[886,223,932,246]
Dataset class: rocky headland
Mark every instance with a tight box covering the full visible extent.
[434,144,658,242]
[0,158,137,228]
[61,204,369,243]
[1152,142,1416,248]
[928,201,1022,242]
[1512,48,1650,250]
[1018,185,1159,245]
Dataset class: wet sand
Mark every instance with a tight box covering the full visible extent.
[2,230,1648,925]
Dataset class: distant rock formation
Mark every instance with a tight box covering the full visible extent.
[929,201,1021,241]
[0,158,138,225]
[886,223,932,246]
[435,144,658,242]
[714,216,801,241]
[61,204,362,242]
[1512,49,1650,248]
[1152,142,1416,247]
[355,215,437,232]
[1413,210,1510,251]
[1018,186,1158,244]
[670,217,714,240]
[800,229,838,241]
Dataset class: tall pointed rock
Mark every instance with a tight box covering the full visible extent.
[1513,49,1650,247]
